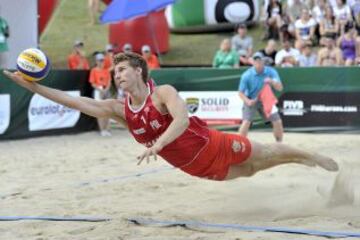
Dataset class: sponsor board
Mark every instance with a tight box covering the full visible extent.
[279,92,360,127]
[28,91,81,131]
[0,94,10,134]
[179,91,243,125]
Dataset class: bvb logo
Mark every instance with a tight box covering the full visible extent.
[186,97,199,114]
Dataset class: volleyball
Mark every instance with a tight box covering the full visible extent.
[16,48,50,81]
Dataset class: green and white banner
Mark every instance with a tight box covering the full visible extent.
[166,0,260,30]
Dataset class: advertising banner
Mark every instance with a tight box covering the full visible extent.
[0,94,10,134]
[179,91,243,125]
[279,92,360,128]
[28,91,81,131]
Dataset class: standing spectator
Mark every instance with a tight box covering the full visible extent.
[337,23,357,65]
[67,40,90,70]
[88,0,100,25]
[231,24,253,65]
[238,52,284,142]
[122,43,133,54]
[333,0,353,34]
[212,38,239,68]
[141,45,160,70]
[89,53,112,137]
[265,0,283,40]
[294,8,317,49]
[103,44,114,71]
[317,37,343,65]
[275,40,301,66]
[258,39,278,66]
[319,6,340,43]
[298,43,318,66]
[0,14,9,53]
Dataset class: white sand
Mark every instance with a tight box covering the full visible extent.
[0,129,360,240]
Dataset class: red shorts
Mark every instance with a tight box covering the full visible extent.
[180,129,252,181]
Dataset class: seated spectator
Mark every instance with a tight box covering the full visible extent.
[319,6,340,44]
[231,24,253,65]
[294,8,317,49]
[337,23,357,65]
[122,43,133,54]
[264,0,283,40]
[298,43,317,66]
[258,39,278,66]
[312,0,327,24]
[350,0,360,35]
[103,44,114,71]
[333,0,353,34]
[89,53,112,137]
[213,38,239,68]
[288,0,308,23]
[317,37,343,65]
[141,45,160,69]
[67,40,90,70]
[275,39,300,66]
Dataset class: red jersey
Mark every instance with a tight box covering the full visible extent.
[124,83,210,169]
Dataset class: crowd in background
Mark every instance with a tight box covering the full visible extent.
[213,0,360,68]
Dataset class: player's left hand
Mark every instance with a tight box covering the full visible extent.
[137,144,163,165]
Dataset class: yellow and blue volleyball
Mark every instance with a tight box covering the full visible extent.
[16,48,50,81]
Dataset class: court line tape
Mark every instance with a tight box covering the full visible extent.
[76,166,175,187]
[128,217,360,238]
[0,216,110,222]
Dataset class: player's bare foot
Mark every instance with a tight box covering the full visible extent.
[314,155,339,172]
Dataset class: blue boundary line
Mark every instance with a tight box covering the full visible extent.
[128,218,360,238]
[76,166,174,187]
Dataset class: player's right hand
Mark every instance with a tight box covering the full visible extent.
[246,98,257,107]
[3,70,37,89]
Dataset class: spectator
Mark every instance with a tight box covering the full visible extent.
[264,0,283,40]
[67,40,90,70]
[319,5,340,44]
[294,8,317,49]
[122,43,133,54]
[288,0,308,23]
[238,52,284,142]
[317,37,343,65]
[333,0,353,34]
[298,43,317,66]
[141,45,160,70]
[350,0,360,35]
[337,23,357,65]
[231,24,253,65]
[88,0,100,25]
[103,44,114,71]
[275,40,301,66]
[0,14,9,53]
[212,38,239,68]
[312,0,327,24]
[89,53,112,137]
[258,39,278,66]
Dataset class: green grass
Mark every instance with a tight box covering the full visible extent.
[40,0,267,68]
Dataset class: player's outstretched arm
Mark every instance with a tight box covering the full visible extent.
[3,70,125,122]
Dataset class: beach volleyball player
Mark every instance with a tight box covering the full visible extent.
[3,53,338,181]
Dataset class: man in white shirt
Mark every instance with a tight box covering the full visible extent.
[275,39,301,66]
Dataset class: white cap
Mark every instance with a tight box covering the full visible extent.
[95,53,105,61]
[122,43,132,52]
[141,45,151,52]
[106,44,113,52]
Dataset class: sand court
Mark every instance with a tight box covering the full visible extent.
[0,130,360,239]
